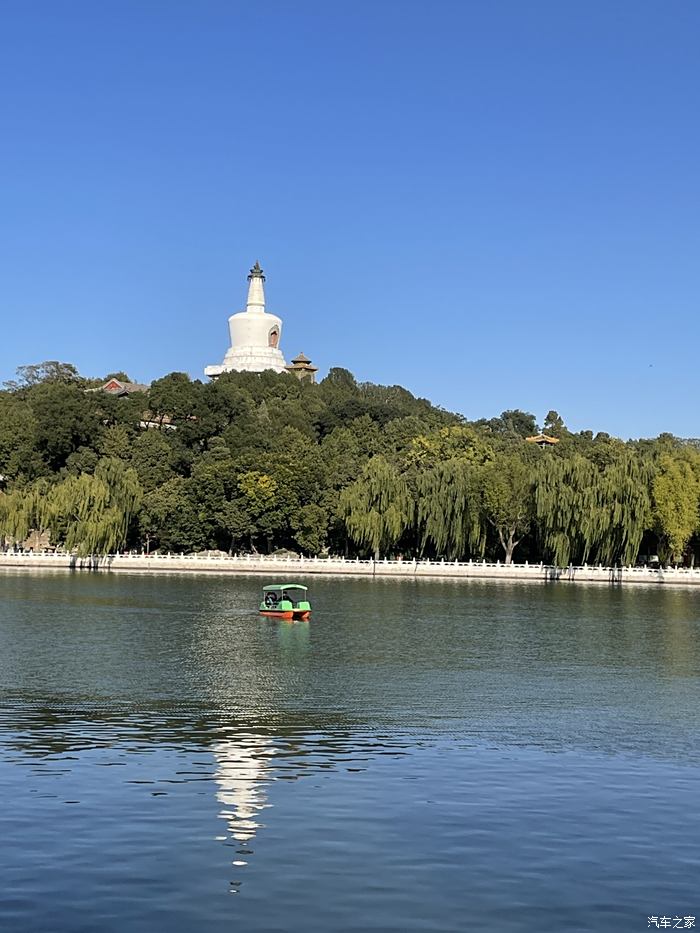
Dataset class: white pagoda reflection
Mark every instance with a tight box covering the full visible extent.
[212,734,275,843]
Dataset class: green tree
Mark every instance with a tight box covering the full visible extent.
[480,453,535,563]
[98,424,134,461]
[543,410,567,438]
[130,431,177,492]
[237,470,284,551]
[140,478,208,553]
[417,460,483,559]
[0,396,44,480]
[291,504,328,555]
[403,426,493,470]
[5,361,82,389]
[652,453,700,564]
[27,382,101,472]
[185,457,235,547]
[535,452,651,567]
[149,372,203,426]
[340,456,412,559]
[46,458,142,555]
[216,499,255,554]
[0,478,53,546]
[586,454,652,566]
[476,410,538,440]
[64,447,100,476]
[499,410,538,439]
[535,455,595,566]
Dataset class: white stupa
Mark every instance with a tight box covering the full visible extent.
[205,261,287,377]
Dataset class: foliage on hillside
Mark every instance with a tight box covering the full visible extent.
[1,362,699,565]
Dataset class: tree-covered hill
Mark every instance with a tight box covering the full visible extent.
[0,361,698,566]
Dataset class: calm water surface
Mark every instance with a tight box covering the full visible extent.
[1,571,699,932]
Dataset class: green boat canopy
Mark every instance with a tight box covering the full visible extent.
[262,583,308,591]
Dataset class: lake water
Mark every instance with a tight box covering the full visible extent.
[1,571,699,933]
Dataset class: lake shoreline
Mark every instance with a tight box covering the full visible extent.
[1,552,698,587]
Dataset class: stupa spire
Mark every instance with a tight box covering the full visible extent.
[246,260,266,314]
[248,260,265,281]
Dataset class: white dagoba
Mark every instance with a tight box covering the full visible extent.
[205,261,288,377]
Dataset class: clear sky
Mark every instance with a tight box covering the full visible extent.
[1,1,698,438]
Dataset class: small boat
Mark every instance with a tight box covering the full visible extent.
[259,583,311,620]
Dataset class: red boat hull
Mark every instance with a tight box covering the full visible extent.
[259,610,311,621]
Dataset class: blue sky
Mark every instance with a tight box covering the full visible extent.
[1,0,698,438]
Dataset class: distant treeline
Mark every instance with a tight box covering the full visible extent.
[0,360,698,566]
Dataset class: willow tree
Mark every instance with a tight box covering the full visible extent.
[535,455,596,566]
[417,459,484,560]
[535,452,652,567]
[339,455,412,559]
[652,453,700,564]
[47,457,143,556]
[0,478,52,547]
[585,454,652,566]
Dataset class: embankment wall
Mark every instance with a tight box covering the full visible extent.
[0,552,698,586]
